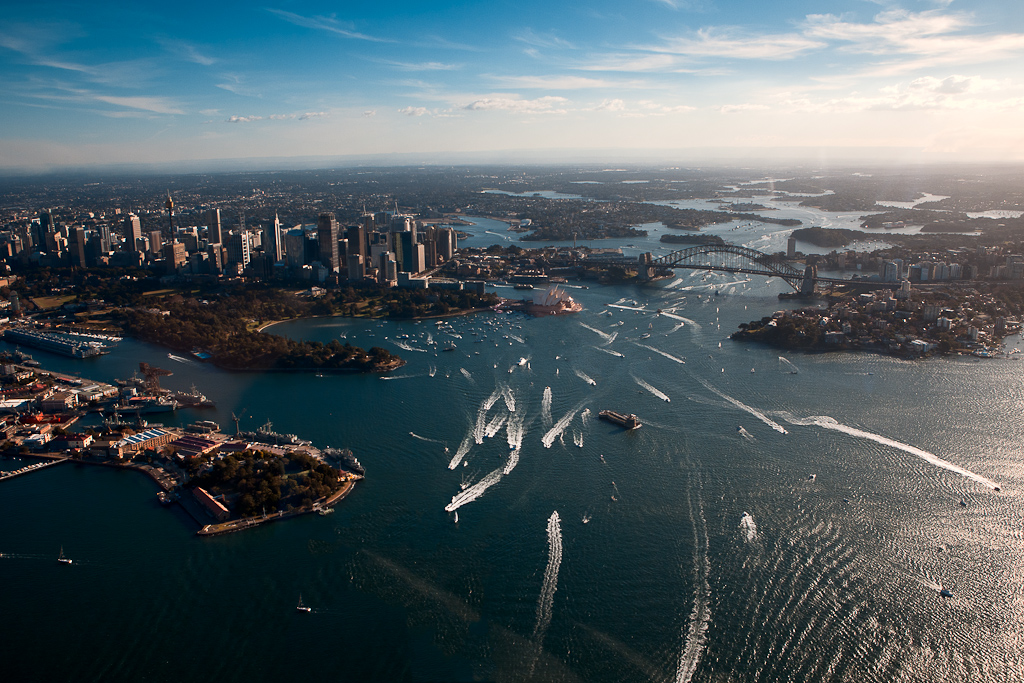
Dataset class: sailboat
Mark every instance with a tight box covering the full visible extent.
[57,546,72,565]
[296,595,311,613]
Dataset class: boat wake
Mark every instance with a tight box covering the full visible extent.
[448,433,474,469]
[380,374,417,381]
[509,334,525,344]
[580,408,591,427]
[166,353,195,364]
[676,486,711,683]
[572,430,584,448]
[529,511,563,675]
[634,376,670,402]
[445,467,504,512]
[594,346,625,357]
[579,322,615,343]
[575,369,597,386]
[541,387,553,427]
[698,379,787,434]
[502,385,516,413]
[409,432,445,445]
[780,413,1000,490]
[392,340,427,353]
[460,368,473,382]
[739,512,758,543]
[737,426,754,441]
[428,365,437,377]
[542,402,585,448]
[484,413,508,439]
[634,342,685,364]
[778,356,800,374]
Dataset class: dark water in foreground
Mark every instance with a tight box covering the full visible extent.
[3,264,1024,680]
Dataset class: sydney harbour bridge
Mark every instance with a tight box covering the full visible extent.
[599,244,891,293]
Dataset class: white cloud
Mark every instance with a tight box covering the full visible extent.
[595,98,626,111]
[266,9,390,42]
[462,96,569,114]
[802,9,1024,68]
[719,103,771,113]
[363,110,377,117]
[299,111,327,120]
[199,108,220,116]
[398,106,429,116]
[513,28,575,49]
[158,39,216,66]
[651,28,825,60]
[379,60,459,71]
[487,74,640,90]
[783,75,1022,113]
[92,95,183,114]
[226,115,262,123]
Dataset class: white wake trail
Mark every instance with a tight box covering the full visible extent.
[542,402,585,448]
[698,378,787,434]
[634,342,686,364]
[575,369,597,386]
[579,322,614,343]
[739,512,758,543]
[410,432,445,445]
[782,414,1000,490]
[676,488,711,683]
[392,340,427,353]
[473,387,505,444]
[594,346,624,357]
[634,376,670,402]
[529,511,563,674]
[541,387,553,427]
[504,411,526,474]
[484,413,509,439]
[444,467,504,511]
[580,408,591,427]
[502,385,516,412]
[448,432,474,469]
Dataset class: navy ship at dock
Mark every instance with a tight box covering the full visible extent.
[323,447,365,475]
[237,419,312,447]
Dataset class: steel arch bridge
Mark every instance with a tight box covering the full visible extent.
[638,244,807,290]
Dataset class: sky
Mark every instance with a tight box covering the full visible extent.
[1,0,1023,172]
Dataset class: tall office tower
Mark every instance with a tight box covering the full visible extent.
[149,230,163,256]
[226,231,251,266]
[98,224,112,252]
[317,212,340,272]
[165,195,175,237]
[164,242,187,271]
[206,243,223,273]
[437,227,456,261]
[397,231,424,273]
[347,254,364,281]
[345,225,366,261]
[124,214,142,252]
[71,227,88,268]
[379,251,398,286]
[269,212,283,263]
[285,229,306,268]
[207,208,223,245]
[361,213,375,233]
[35,209,53,251]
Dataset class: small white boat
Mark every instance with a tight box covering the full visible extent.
[517,357,527,366]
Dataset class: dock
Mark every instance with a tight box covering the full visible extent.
[0,457,68,481]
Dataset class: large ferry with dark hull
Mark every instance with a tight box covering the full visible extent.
[599,410,642,430]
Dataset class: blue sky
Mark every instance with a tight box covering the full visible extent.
[1,0,1022,170]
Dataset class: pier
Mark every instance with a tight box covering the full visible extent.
[0,457,68,481]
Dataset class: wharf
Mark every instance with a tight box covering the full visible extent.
[0,457,67,481]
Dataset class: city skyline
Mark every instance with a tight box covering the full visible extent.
[2,0,1023,172]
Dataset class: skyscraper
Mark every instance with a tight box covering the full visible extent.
[124,214,142,252]
[317,212,340,272]
[207,208,223,245]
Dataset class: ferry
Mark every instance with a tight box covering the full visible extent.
[598,410,642,430]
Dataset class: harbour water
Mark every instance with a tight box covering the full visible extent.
[3,210,1024,682]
